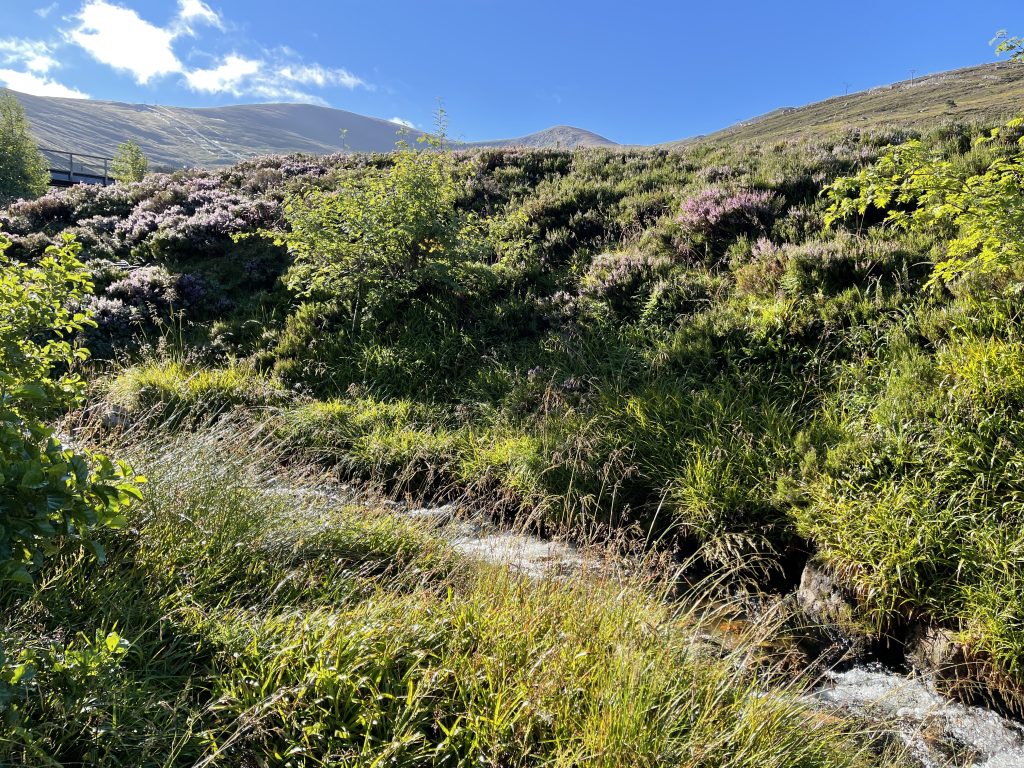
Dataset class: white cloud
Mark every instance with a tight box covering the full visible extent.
[62,0,369,102]
[389,116,416,129]
[0,68,88,98]
[0,38,86,98]
[35,3,59,18]
[69,0,182,84]
[175,0,223,34]
[181,56,324,103]
[278,64,365,90]
[0,39,59,74]
[247,82,323,104]
[181,54,369,102]
[184,54,259,94]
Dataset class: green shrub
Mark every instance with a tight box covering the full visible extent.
[0,234,140,583]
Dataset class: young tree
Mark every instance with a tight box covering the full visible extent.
[0,92,49,204]
[276,129,484,331]
[0,233,143,584]
[111,139,149,182]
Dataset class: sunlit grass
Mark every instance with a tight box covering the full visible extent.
[1,419,907,766]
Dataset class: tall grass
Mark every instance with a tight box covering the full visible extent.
[0,419,906,767]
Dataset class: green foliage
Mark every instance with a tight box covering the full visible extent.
[825,115,1024,283]
[792,328,1024,699]
[0,93,48,203]
[278,138,486,323]
[0,421,902,767]
[993,30,1024,61]
[0,629,131,760]
[0,233,141,583]
[265,136,508,398]
[110,140,149,183]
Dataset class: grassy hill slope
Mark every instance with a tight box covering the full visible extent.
[671,61,1024,146]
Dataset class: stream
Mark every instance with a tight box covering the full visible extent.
[815,666,1024,767]
[272,479,1024,768]
[411,503,1024,768]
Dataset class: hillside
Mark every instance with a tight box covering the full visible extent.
[464,124,617,149]
[7,89,616,169]
[7,55,1024,764]
[670,61,1024,146]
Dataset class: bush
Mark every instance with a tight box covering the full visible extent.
[580,251,673,318]
[677,185,779,256]
[0,234,141,583]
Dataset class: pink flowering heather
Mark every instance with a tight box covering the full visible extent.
[582,252,671,301]
[678,185,778,239]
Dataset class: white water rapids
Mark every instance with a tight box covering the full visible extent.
[814,665,1024,767]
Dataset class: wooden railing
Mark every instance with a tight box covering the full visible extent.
[41,148,115,186]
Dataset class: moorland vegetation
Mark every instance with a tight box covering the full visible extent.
[2,65,1024,765]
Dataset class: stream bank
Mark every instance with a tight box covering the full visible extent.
[401,500,1024,768]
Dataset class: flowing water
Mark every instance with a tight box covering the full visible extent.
[814,666,1024,768]
[279,484,1024,768]
[406,503,591,578]
[425,509,1024,768]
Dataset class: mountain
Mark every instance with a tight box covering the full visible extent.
[668,61,1024,146]
[7,89,617,169]
[464,125,617,149]
[11,59,1020,169]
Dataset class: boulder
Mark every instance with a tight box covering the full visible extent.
[792,559,868,667]
[797,559,858,627]
[907,626,992,707]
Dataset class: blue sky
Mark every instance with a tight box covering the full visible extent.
[0,0,1021,144]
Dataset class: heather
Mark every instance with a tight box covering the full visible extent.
[3,114,1024,763]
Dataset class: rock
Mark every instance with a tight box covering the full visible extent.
[100,404,130,429]
[792,559,868,667]
[906,626,991,707]
[908,626,961,675]
[797,559,858,627]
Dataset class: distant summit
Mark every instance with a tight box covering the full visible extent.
[6,90,617,169]
[464,125,617,149]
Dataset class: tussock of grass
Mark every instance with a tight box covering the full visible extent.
[0,422,906,767]
[104,359,290,421]
[278,399,553,513]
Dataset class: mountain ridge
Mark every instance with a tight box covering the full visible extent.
[7,89,617,169]
[9,59,1024,169]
